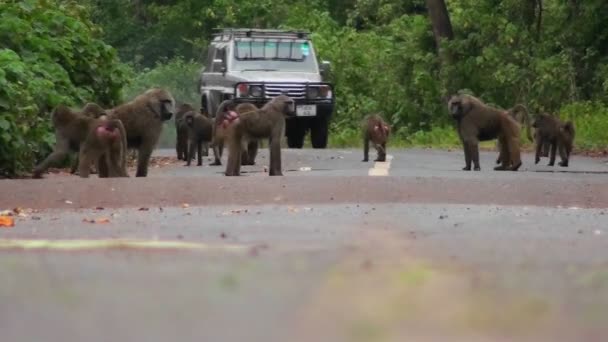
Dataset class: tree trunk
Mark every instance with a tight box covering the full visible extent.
[425,0,454,50]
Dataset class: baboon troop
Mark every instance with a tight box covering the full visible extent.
[448,94,523,171]
[32,85,579,180]
[362,114,390,162]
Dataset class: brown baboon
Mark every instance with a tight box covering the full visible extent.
[199,108,210,157]
[223,95,295,176]
[184,111,213,166]
[175,103,194,161]
[362,114,390,162]
[495,104,532,164]
[533,113,575,167]
[448,94,523,171]
[210,99,237,166]
[100,88,175,177]
[78,118,128,178]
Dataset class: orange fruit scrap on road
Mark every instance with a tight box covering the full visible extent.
[0,216,15,228]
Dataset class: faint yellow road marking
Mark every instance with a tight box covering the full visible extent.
[0,239,247,252]
[368,154,393,176]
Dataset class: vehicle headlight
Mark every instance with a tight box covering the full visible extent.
[319,85,330,98]
[249,85,263,97]
[306,87,320,99]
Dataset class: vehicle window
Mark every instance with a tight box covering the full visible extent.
[232,40,316,73]
[211,48,226,72]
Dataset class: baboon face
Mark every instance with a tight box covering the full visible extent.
[532,113,551,128]
[447,95,471,118]
[146,89,175,121]
[184,112,195,126]
[272,95,296,116]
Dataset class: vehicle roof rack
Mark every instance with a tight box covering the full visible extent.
[212,28,310,42]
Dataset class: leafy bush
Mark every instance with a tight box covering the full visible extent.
[0,1,128,177]
[560,101,608,150]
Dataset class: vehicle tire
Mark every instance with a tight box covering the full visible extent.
[286,119,306,148]
[310,116,329,149]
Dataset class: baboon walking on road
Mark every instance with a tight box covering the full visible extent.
[362,114,390,162]
[533,113,575,167]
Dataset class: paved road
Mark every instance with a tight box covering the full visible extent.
[1,148,608,341]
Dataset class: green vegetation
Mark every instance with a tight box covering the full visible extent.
[2,0,608,176]
[0,0,128,177]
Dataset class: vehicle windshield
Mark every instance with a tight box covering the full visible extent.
[231,40,317,73]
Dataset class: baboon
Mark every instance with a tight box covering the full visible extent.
[199,108,210,157]
[101,88,175,177]
[495,104,532,164]
[184,110,213,166]
[362,114,390,162]
[70,102,108,174]
[175,103,194,161]
[32,105,126,178]
[210,100,259,166]
[447,94,523,171]
[533,113,575,167]
[78,118,128,178]
[222,95,295,176]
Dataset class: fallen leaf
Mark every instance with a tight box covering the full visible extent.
[288,206,299,213]
[181,203,190,208]
[83,217,110,224]
[0,216,15,228]
[138,207,150,211]
[95,207,105,211]
[65,200,73,205]
[0,210,12,216]
[220,232,227,239]
[12,207,23,215]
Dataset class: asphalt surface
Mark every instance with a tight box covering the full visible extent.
[1,148,608,342]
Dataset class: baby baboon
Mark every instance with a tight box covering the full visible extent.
[184,110,213,166]
[175,103,194,161]
[78,118,128,178]
[448,94,523,171]
[223,95,295,176]
[102,88,175,177]
[533,113,575,167]
[231,102,261,166]
[70,102,109,174]
[362,114,390,162]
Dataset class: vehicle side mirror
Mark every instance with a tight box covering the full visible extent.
[320,60,331,77]
[213,59,226,73]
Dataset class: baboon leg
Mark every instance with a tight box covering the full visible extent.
[211,138,223,165]
[202,142,209,157]
[558,143,569,167]
[268,136,283,176]
[197,141,203,166]
[33,140,71,178]
[225,134,242,176]
[375,143,386,162]
[77,149,95,178]
[462,141,472,171]
[468,141,481,171]
[244,140,258,165]
[548,142,557,166]
[362,136,370,162]
[98,156,109,178]
[507,137,522,171]
[187,140,196,166]
[542,142,550,158]
[495,141,502,164]
[136,147,152,177]
[535,139,543,164]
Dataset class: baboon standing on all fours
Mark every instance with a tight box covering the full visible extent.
[447,94,523,171]
[362,114,390,162]
[101,88,175,177]
[533,113,575,167]
[220,95,296,176]
[183,110,213,166]
[175,103,194,161]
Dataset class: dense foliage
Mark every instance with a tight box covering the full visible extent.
[2,0,608,175]
[0,0,128,177]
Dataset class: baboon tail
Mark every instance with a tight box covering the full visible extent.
[511,104,532,142]
[216,99,235,117]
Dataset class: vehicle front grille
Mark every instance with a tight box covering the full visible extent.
[264,84,306,99]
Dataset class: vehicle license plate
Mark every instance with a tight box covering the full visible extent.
[296,105,317,117]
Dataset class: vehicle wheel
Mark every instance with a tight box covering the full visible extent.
[310,116,329,149]
[286,119,305,148]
